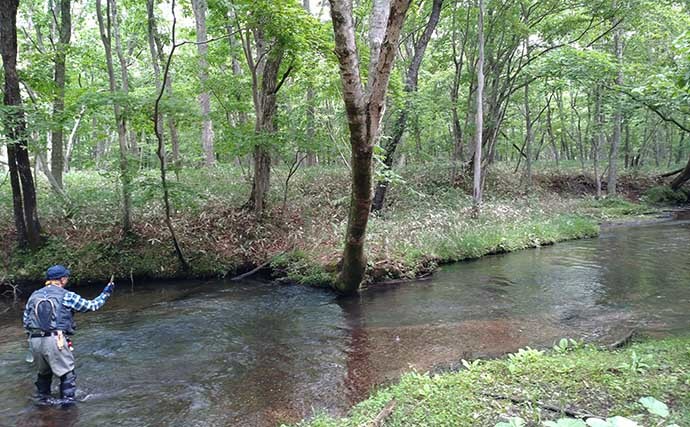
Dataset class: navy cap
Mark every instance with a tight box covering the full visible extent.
[46,265,71,280]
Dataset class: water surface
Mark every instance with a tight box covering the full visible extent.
[1,221,689,426]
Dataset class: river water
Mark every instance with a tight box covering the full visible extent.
[1,221,689,426]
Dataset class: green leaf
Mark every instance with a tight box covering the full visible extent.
[638,396,669,417]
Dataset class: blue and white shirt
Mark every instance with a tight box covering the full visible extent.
[62,290,111,312]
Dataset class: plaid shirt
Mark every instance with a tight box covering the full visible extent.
[63,289,111,312]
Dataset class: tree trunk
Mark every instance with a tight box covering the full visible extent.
[50,0,71,189]
[1,0,43,249]
[302,0,318,167]
[556,90,570,161]
[305,86,318,166]
[64,105,85,173]
[624,121,630,168]
[608,18,623,196]
[191,0,215,167]
[149,1,181,169]
[671,153,690,190]
[371,0,443,212]
[523,73,533,193]
[594,88,603,199]
[367,0,390,89]
[247,45,283,215]
[449,6,472,185]
[97,0,132,234]
[329,0,411,294]
[152,1,190,271]
[472,0,485,213]
[546,100,559,167]
[147,0,164,160]
[676,132,686,164]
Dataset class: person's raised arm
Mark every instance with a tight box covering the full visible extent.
[63,280,115,313]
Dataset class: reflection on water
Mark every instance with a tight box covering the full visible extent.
[1,221,689,426]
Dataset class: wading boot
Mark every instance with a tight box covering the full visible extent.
[35,373,52,402]
[59,370,77,407]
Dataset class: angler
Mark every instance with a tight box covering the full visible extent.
[23,265,115,406]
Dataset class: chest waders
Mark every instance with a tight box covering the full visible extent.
[25,284,78,406]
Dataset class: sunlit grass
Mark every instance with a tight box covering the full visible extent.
[0,162,671,284]
[291,336,690,427]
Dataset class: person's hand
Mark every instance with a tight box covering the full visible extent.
[103,281,115,295]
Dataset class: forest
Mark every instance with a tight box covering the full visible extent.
[1,0,690,425]
[1,0,689,292]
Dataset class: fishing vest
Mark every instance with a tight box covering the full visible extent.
[24,285,76,334]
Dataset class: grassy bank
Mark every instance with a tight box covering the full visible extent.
[293,336,690,427]
[1,162,686,287]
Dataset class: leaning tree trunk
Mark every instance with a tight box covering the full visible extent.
[50,0,71,189]
[147,0,164,158]
[1,0,43,249]
[152,0,190,271]
[149,1,181,168]
[371,0,443,212]
[671,152,690,190]
[329,0,411,294]
[191,0,215,167]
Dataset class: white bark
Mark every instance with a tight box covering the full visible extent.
[192,0,215,167]
[608,10,624,195]
[64,104,85,172]
[367,0,390,92]
[473,0,485,211]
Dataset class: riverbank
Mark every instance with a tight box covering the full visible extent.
[292,336,690,426]
[1,163,687,290]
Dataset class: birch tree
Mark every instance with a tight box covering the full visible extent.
[191,0,215,167]
[371,0,444,212]
[329,0,412,293]
[472,0,485,212]
[96,0,132,234]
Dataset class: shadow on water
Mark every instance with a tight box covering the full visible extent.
[1,221,690,425]
[15,404,79,427]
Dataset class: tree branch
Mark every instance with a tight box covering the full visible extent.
[273,61,294,95]
[617,88,690,134]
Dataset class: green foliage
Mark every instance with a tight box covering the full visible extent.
[553,338,585,354]
[638,396,669,418]
[586,197,649,218]
[617,350,652,374]
[271,250,335,288]
[294,337,690,426]
[507,347,545,374]
[642,186,689,205]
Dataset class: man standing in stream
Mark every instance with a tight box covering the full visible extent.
[23,265,115,406]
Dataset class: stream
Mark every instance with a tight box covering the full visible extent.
[1,220,689,426]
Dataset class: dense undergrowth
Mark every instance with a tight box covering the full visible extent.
[292,336,690,427]
[0,161,687,287]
